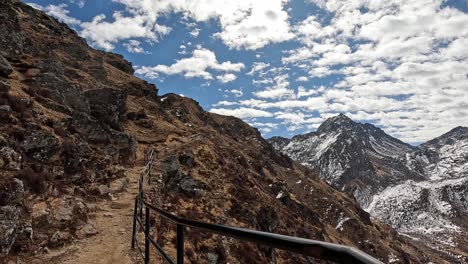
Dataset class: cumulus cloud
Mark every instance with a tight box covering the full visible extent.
[275,0,468,142]
[217,73,238,83]
[78,0,293,51]
[28,3,81,25]
[80,12,171,51]
[123,40,145,53]
[253,74,295,99]
[135,47,244,80]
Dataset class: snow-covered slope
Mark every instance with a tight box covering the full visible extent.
[269,114,422,206]
[268,115,468,256]
[407,127,468,180]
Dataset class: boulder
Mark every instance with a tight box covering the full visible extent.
[0,3,24,60]
[127,110,147,121]
[32,73,90,114]
[103,53,134,74]
[31,202,50,225]
[76,222,98,239]
[21,131,60,161]
[109,177,129,194]
[84,87,128,129]
[0,80,10,94]
[0,179,24,206]
[0,147,22,170]
[161,156,206,197]
[98,185,110,196]
[0,105,11,112]
[0,55,13,77]
[0,206,20,256]
[49,196,88,227]
[49,231,70,248]
[24,68,40,78]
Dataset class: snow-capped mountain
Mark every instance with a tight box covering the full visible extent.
[269,115,468,255]
[269,114,424,206]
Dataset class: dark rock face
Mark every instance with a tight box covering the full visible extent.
[22,131,60,161]
[31,73,90,115]
[103,53,134,74]
[161,156,206,197]
[0,3,23,59]
[84,88,127,130]
[0,55,13,77]
[0,205,20,256]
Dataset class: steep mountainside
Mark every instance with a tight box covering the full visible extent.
[0,1,451,263]
[269,114,423,206]
[269,115,468,261]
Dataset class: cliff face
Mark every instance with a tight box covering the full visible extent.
[0,1,450,263]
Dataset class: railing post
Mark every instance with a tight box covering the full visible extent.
[177,224,184,264]
[139,193,144,231]
[145,206,150,264]
[131,198,138,249]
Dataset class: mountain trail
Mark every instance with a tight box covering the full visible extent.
[26,166,145,264]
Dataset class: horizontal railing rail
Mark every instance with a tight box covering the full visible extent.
[132,149,384,264]
[132,197,384,264]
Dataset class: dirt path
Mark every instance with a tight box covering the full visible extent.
[28,166,144,264]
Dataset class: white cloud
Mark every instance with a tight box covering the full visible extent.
[254,74,295,99]
[275,0,468,142]
[225,89,243,97]
[210,107,273,118]
[247,62,270,76]
[217,73,238,83]
[135,47,244,80]
[189,28,201,37]
[296,76,308,82]
[78,0,293,51]
[69,0,86,8]
[80,12,171,51]
[28,3,81,25]
[123,40,145,53]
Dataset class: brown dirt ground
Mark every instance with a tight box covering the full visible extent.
[23,166,147,264]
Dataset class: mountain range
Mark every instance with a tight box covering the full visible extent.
[269,114,468,258]
[1,1,457,263]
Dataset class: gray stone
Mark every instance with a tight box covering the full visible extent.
[49,231,70,247]
[49,196,88,227]
[0,206,20,256]
[0,55,13,77]
[21,131,60,161]
[0,178,24,206]
[0,105,11,112]
[98,185,110,196]
[0,147,21,170]
[161,155,206,197]
[109,177,129,194]
[76,223,98,239]
[207,253,219,264]
[83,87,128,129]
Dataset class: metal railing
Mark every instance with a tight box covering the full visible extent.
[131,149,384,264]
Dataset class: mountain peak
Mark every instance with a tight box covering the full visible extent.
[317,113,355,133]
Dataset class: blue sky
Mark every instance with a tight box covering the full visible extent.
[26,0,468,144]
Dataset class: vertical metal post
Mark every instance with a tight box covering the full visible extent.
[131,198,138,248]
[145,207,150,264]
[177,224,184,264]
[139,193,143,230]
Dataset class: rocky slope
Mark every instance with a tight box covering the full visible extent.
[269,115,468,261]
[0,0,455,263]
